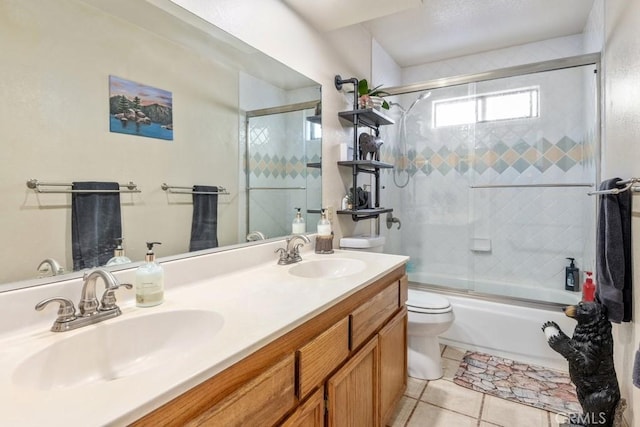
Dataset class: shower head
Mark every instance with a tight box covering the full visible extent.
[391,91,432,116]
[406,91,431,114]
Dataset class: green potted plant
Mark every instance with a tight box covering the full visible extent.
[358,79,390,110]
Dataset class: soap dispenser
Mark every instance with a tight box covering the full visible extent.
[315,208,334,254]
[135,241,164,307]
[292,208,306,234]
[565,257,580,292]
[106,237,132,266]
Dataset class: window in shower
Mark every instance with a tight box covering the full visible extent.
[433,87,539,128]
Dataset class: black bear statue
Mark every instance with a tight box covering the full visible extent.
[542,302,621,427]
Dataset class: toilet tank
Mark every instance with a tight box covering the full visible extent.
[339,235,386,253]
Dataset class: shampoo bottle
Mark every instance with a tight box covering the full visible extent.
[106,237,132,266]
[582,271,596,302]
[292,208,306,234]
[565,257,580,292]
[136,241,164,307]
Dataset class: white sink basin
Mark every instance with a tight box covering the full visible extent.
[12,309,224,390]
[288,258,367,279]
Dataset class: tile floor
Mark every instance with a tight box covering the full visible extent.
[387,346,572,427]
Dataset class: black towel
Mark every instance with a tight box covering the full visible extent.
[189,185,218,251]
[71,182,122,271]
[595,178,633,323]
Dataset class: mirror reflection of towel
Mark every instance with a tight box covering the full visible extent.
[189,185,218,251]
[71,182,122,270]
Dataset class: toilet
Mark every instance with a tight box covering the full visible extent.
[407,288,455,380]
[339,235,455,380]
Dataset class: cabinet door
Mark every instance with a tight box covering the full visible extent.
[326,336,379,427]
[281,388,324,427]
[379,308,408,424]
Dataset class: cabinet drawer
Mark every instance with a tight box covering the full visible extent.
[350,281,399,350]
[189,354,296,426]
[297,316,350,399]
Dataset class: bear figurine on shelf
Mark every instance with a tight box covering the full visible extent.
[542,302,624,427]
[358,132,383,161]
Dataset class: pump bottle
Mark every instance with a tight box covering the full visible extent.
[292,208,306,234]
[106,237,132,266]
[135,241,164,307]
[565,257,579,292]
[315,208,334,254]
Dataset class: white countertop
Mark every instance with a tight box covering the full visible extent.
[0,246,407,426]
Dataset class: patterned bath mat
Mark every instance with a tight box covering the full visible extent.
[453,351,581,414]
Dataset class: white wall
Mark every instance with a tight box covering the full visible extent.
[602,0,640,424]
[0,0,240,283]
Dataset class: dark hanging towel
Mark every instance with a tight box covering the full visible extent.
[595,178,633,323]
[71,182,122,270]
[189,185,219,251]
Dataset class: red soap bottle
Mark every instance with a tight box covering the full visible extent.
[582,271,596,302]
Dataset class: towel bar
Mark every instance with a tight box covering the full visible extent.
[27,179,140,194]
[161,183,229,195]
[471,183,593,189]
[588,178,640,195]
[247,186,307,190]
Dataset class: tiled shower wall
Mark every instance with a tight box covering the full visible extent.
[240,73,321,240]
[380,63,597,302]
[247,111,321,238]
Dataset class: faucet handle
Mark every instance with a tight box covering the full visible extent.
[100,283,133,311]
[35,297,77,323]
[275,247,289,265]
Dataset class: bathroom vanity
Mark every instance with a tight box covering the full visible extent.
[134,263,408,426]
[0,241,408,426]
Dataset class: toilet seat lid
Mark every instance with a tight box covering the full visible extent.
[407,289,451,313]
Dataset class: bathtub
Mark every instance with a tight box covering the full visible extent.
[410,278,580,371]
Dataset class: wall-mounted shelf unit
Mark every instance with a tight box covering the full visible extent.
[337,108,393,129]
[337,160,394,171]
[334,75,395,222]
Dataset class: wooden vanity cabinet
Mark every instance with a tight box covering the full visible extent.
[131,267,407,427]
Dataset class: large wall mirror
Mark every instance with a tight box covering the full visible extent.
[0,0,321,290]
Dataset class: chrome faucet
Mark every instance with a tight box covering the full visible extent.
[37,258,64,276]
[275,235,311,265]
[35,268,132,332]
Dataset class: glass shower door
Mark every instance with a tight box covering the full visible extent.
[246,106,318,239]
[467,64,598,303]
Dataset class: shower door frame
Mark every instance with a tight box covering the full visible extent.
[383,53,602,309]
[244,100,321,239]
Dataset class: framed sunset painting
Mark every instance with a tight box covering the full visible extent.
[109,75,173,141]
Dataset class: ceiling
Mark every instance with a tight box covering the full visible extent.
[283,0,596,67]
